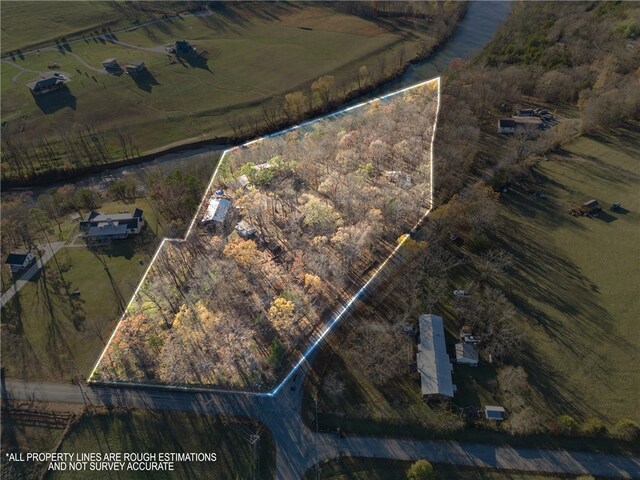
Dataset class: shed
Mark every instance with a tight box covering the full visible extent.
[485,405,506,421]
[202,196,231,225]
[497,119,516,134]
[455,343,479,366]
[125,61,145,75]
[417,314,455,400]
[581,199,599,212]
[235,220,257,239]
[102,58,118,70]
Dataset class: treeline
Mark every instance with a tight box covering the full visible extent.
[1,127,140,184]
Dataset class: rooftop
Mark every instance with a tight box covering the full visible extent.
[202,196,231,224]
[417,314,454,398]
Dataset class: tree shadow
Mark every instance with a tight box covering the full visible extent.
[34,87,77,114]
[131,70,160,92]
[176,53,212,73]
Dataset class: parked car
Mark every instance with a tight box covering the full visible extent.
[453,290,469,297]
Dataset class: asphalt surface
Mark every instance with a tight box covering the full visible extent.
[3,377,639,479]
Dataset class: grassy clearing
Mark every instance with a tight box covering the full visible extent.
[304,458,569,480]
[47,411,275,480]
[0,2,187,54]
[1,3,458,180]
[0,235,154,381]
[494,126,640,425]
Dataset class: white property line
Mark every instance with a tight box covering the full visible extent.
[88,76,441,397]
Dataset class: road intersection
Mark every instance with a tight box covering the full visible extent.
[3,376,639,479]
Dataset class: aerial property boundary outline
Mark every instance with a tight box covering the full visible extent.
[88,76,442,396]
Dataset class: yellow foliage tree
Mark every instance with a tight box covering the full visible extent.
[304,274,322,296]
[397,233,428,253]
[223,238,260,266]
[268,296,296,335]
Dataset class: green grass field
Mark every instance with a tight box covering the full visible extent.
[47,411,275,479]
[0,2,187,54]
[495,126,640,425]
[1,234,153,381]
[1,3,457,180]
[304,458,569,480]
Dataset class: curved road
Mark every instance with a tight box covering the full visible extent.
[2,377,639,479]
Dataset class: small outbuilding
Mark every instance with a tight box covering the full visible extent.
[102,58,119,70]
[455,342,479,366]
[125,61,145,76]
[485,405,506,421]
[4,250,36,273]
[497,119,517,134]
[580,199,599,213]
[235,220,257,239]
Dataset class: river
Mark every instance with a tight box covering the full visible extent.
[27,1,512,196]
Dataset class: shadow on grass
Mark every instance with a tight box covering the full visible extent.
[34,87,77,114]
[131,70,160,93]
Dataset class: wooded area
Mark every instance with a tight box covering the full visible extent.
[94,82,438,388]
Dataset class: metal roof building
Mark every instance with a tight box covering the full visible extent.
[417,314,454,399]
[202,197,231,224]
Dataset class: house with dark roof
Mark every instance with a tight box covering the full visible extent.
[27,72,70,96]
[173,40,196,55]
[5,250,36,273]
[80,208,144,242]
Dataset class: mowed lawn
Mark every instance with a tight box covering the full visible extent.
[47,411,275,479]
[497,125,640,424]
[304,458,568,480]
[0,1,135,53]
[1,240,152,381]
[1,3,440,175]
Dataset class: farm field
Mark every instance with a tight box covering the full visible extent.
[1,2,464,182]
[46,411,275,479]
[304,458,570,480]
[496,126,640,425]
[0,2,189,54]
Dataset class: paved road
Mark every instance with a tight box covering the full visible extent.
[3,378,639,479]
[0,242,65,308]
